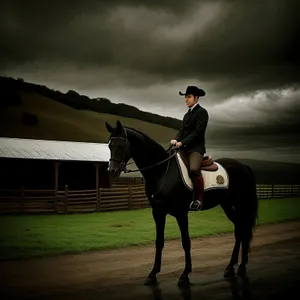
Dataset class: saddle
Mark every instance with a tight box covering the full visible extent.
[173,149,229,191]
[177,150,218,172]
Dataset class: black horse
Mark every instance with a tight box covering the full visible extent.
[105,120,258,286]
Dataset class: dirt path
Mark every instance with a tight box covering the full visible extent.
[1,221,300,299]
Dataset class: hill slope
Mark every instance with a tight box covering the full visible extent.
[0,76,181,130]
[0,90,177,144]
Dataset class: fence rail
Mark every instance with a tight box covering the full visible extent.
[0,184,299,214]
[256,184,300,199]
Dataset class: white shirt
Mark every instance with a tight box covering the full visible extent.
[189,102,199,112]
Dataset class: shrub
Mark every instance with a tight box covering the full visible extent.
[22,112,39,126]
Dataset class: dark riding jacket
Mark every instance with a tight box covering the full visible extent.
[175,103,209,155]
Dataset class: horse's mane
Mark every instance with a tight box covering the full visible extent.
[124,126,168,155]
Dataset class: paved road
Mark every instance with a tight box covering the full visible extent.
[1,221,300,299]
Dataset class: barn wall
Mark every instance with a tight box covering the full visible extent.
[59,161,94,190]
[58,161,110,190]
[0,158,54,189]
[98,162,111,188]
[0,158,110,190]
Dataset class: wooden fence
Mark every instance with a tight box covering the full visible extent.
[0,184,148,214]
[0,184,299,214]
[256,184,300,199]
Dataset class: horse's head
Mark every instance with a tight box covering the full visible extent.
[105,120,131,177]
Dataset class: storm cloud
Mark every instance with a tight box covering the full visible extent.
[1,0,299,161]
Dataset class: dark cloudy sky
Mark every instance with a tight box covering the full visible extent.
[1,0,300,162]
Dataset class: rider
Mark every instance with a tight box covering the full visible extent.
[170,85,209,211]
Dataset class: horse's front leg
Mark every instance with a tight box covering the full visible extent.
[144,209,166,285]
[176,213,192,286]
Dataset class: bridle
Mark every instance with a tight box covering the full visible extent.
[108,135,177,174]
[108,136,131,173]
[108,132,179,198]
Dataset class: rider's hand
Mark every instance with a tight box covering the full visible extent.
[170,139,177,145]
[176,142,182,148]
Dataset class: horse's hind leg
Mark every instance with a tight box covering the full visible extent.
[237,241,249,277]
[221,202,241,277]
[225,225,241,277]
[144,209,166,285]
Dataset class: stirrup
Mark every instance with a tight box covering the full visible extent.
[189,199,202,211]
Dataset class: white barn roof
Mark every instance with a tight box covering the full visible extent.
[0,137,110,162]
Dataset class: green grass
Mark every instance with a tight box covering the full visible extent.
[0,197,299,260]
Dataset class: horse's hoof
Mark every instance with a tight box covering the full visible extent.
[224,267,235,278]
[178,276,190,287]
[237,265,246,277]
[144,276,157,285]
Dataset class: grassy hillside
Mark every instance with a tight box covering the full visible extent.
[0,76,181,130]
[0,91,177,144]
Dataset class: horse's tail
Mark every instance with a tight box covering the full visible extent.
[240,164,259,251]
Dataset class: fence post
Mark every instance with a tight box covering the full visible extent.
[271,184,274,198]
[97,188,102,212]
[54,193,58,214]
[21,185,25,213]
[64,185,68,213]
[128,185,132,209]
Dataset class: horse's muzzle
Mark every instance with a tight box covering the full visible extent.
[107,165,121,177]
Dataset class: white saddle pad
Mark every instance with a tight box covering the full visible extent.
[176,153,229,191]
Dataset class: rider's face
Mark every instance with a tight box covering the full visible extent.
[185,94,198,107]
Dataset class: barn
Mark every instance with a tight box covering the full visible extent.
[0,137,112,192]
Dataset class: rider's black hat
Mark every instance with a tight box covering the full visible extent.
[179,86,206,97]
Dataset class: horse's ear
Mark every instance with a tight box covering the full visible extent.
[116,120,123,132]
[105,122,113,133]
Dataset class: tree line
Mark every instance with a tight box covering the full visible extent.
[0,76,181,130]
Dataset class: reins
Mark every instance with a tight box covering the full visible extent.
[124,147,176,173]
[108,135,177,173]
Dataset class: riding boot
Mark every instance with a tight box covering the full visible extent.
[190,175,205,211]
